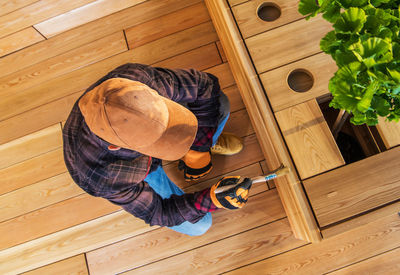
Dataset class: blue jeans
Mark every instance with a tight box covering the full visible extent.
[144,93,230,236]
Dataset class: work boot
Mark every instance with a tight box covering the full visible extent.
[211,132,243,155]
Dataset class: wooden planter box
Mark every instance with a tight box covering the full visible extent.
[206,0,400,242]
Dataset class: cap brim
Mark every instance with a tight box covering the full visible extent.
[135,98,198,160]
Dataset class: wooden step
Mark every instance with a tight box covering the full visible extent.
[0,124,62,169]
[0,0,38,17]
[275,100,344,179]
[0,22,218,121]
[0,31,127,98]
[0,0,202,77]
[86,189,283,274]
[245,14,332,73]
[303,146,400,227]
[34,0,146,38]
[125,2,210,48]
[0,148,66,195]
[0,27,44,57]
[232,0,303,39]
[226,212,400,274]
[261,52,337,112]
[121,218,306,274]
[0,0,97,38]
[21,254,88,275]
[376,117,400,149]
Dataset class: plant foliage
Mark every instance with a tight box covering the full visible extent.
[299,0,400,125]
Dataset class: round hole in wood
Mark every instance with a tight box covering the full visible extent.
[287,69,314,93]
[257,3,281,22]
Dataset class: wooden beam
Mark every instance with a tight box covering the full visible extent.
[205,0,321,242]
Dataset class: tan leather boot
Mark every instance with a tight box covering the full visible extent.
[211,132,243,155]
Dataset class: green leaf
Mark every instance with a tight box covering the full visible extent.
[337,0,368,8]
[350,37,393,68]
[371,96,391,116]
[298,0,320,17]
[388,68,400,82]
[357,81,380,112]
[333,50,359,66]
[333,7,367,33]
[320,31,339,53]
[336,62,363,83]
[322,3,342,23]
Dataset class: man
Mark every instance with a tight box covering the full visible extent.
[63,63,252,236]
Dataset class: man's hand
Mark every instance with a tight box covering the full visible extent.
[179,150,212,181]
[210,176,252,209]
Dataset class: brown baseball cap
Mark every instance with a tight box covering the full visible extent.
[78,78,198,160]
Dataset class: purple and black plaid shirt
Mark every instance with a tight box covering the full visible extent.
[63,64,220,227]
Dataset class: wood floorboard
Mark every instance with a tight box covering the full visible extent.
[1,0,396,274]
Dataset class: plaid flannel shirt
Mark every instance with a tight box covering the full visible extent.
[63,63,219,227]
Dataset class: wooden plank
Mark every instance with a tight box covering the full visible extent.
[22,254,88,275]
[165,134,264,190]
[224,109,254,137]
[0,0,97,38]
[226,212,400,274]
[216,41,227,62]
[0,0,202,77]
[86,190,284,274]
[0,148,66,195]
[376,117,400,149]
[0,173,81,222]
[246,14,332,73]
[204,62,236,88]
[122,218,306,274]
[275,100,344,179]
[228,0,248,7]
[0,91,81,145]
[34,0,146,38]
[0,31,127,98]
[223,85,245,112]
[183,163,267,195]
[0,124,62,169]
[0,0,39,17]
[303,146,400,227]
[125,2,210,48]
[0,27,44,57]
[153,43,222,71]
[0,210,152,274]
[232,0,303,39]
[0,22,218,121]
[261,52,337,112]
[330,247,400,275]
[205,0,321,242]
[0,194,119,250]
[322,200,400,239]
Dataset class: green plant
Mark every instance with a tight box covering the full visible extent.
[299,0,400,125]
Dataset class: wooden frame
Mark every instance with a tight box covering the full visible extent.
[205,0,321,242]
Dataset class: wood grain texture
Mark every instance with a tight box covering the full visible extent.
[204,62,236,88]
[0,0,97,38]
[205,0,321,242]
[223,85,245,112]
[0,27,43,57]
[0,173,81,222]
[0,91,81,145]
[0,148,66,195]
[0,210,152,274]
[22,254,88,275]
[0,22,218,121]
[34,0,146,38]
[275,100,344,179]
[216,41,227,62]
[226,212,400,275]
[330,247,400,275]
[223,109,254,137]
[0,124,62,169]
[125,2,210,48]
[0,31,127,99]
[0,0,39,17]
[303,146,400,227]
[0,0,202,77]
[322,200,400,239]
[0,194,119,250]
[246,14,332,73]
[87,190,284,274]
[228,0,248,7]
[232,0,303,38]
[122,218,306,274]
[261,52,337,112]
[376,117,400,149]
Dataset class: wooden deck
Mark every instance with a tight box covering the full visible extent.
[0,0,399,274]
